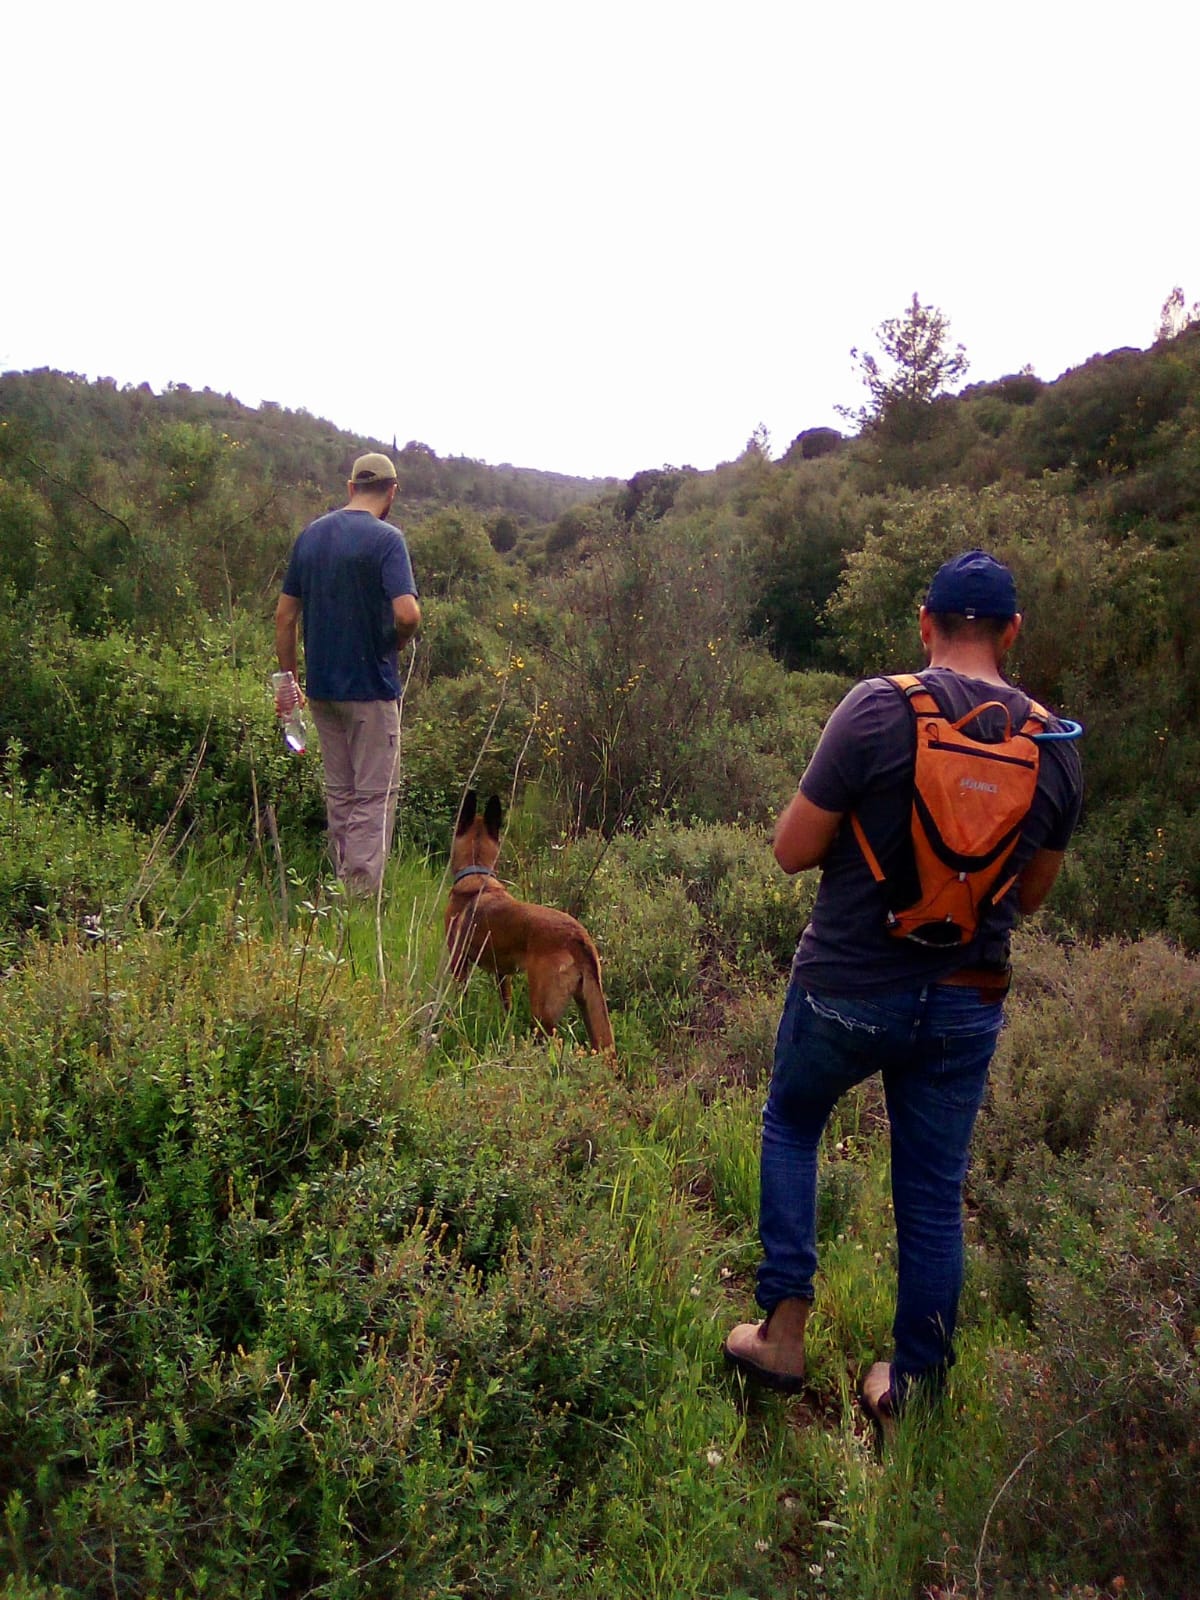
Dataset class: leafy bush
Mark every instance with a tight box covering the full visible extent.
[1019,346,1193,481]
[852,392,986,493]
[576,857,706,1037]
[523,820,816,1044]
[406,595,492,682]
[1050,798,1200,951]
[969,935,1200,1594]
[736,463,868,668]
[0,751,162,958]
[0,617,323,841]
[606,819,816,983]
[526,515,774,832]
[403,507,510,602]
[398,667,540,854]
[822,482,1099,681]
[0,942,679,1598]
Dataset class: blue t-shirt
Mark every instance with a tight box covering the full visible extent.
[282,508,417,701]
[793,668,1083,994]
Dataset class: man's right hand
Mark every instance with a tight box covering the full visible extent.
[274,674,306,716]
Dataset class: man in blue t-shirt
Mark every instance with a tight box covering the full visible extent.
[723,551,1083,1429]
[275,453,421,895]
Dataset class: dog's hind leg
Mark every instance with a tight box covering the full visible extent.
[527,956,577,1040]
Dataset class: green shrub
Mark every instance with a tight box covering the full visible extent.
[0,942,681,1598]
[607,819,815,983]
[718,984,784,1087]
[403,507,510,602]
[981,934,1200,1183]
[1020,346,1192,481]
[968,934,1200,1594]
[398,668,539,854]
[0,618,323,841]
[524,821,814,1044]
[968,394,1015,438]
[973,1154,1200,1596]
[528,515,802,832]
[1051,799,1200,950]
[581,857,705,1038]
[407,594,493,681]
[0,750,162,958]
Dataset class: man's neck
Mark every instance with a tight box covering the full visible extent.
[924,645,1009,687]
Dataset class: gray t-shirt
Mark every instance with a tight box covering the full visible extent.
[792,668,1083,994]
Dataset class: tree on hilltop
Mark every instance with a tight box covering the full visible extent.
[742,421,772,461]
[841,292,969,431]
[1156,285,1200,342]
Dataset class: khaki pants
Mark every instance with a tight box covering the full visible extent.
[307,699,401,895]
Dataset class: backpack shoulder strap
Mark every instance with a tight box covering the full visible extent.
[902,672,1050,736]
[850,812,887,884]
[887,672,942,718]
[1021,697,1051,735]
[851,675,924,886]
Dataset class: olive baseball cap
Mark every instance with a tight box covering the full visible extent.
[926,549,1018,619]
[350,452,398,485]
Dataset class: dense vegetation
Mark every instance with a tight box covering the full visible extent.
[1,330,1198,1599]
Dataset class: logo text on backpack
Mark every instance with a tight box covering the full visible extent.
[959,776,999,794]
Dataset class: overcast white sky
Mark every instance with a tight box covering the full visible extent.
[3,1,1197,479]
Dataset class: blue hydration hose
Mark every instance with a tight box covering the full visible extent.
[1031,719,1084,743]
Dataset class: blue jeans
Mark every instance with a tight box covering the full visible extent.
[756,974,1003,1405]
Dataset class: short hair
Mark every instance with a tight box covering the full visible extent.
[927,611,1013,644]
[349,475,396,497]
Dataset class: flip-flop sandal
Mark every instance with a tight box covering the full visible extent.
[722,1340,807,1395]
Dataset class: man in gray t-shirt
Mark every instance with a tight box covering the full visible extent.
[724,551,1083,1428]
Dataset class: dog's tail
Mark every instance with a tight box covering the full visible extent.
[578,947,615,1056]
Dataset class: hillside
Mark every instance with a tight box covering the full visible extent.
[527,320,1200,665]
[0,368,618,515]
[4,329,1200,942]
[1,338,1199,1596]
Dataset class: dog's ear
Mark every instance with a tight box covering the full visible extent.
[454,790,478,835]
[483,794,503,840]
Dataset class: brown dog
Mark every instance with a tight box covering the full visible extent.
[445,792,615,1054]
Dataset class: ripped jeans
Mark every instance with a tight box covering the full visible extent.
[757,973,1003,1404]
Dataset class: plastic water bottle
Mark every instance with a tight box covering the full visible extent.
[270,672,308,753]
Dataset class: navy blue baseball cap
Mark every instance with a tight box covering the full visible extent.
[925,550,1018,619]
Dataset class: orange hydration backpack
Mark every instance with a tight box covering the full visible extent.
[850,674,1050,948]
